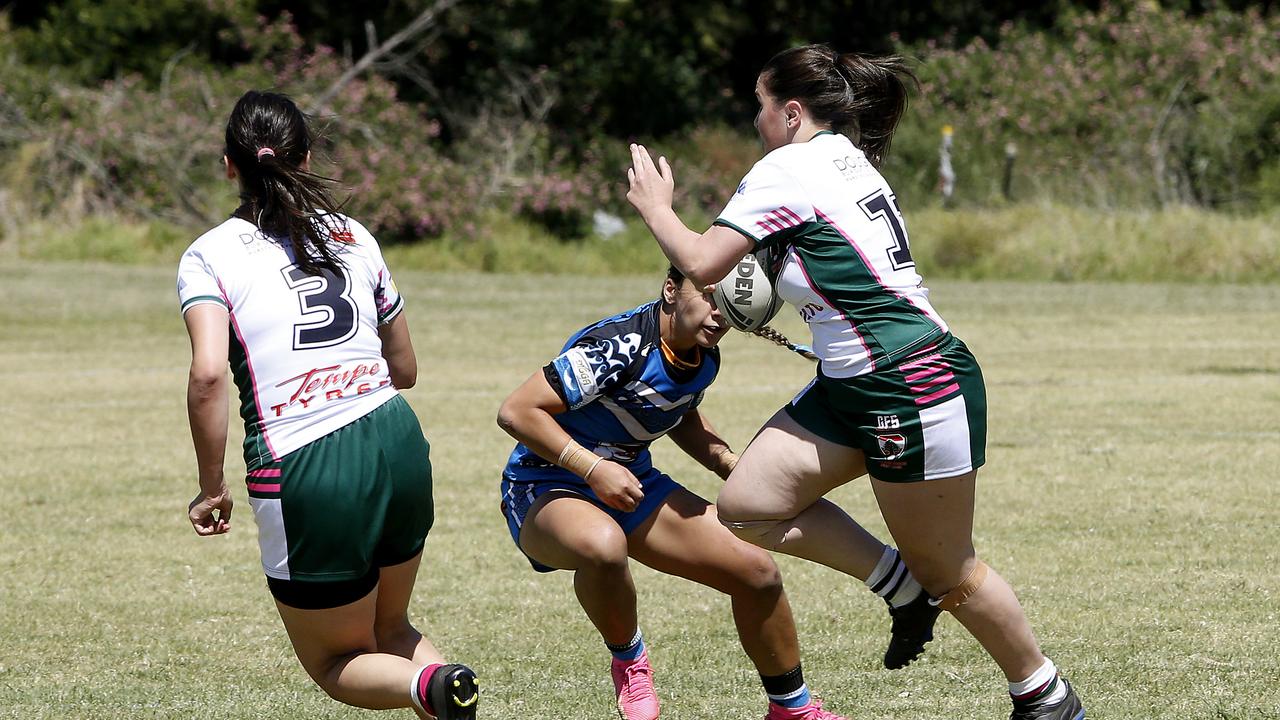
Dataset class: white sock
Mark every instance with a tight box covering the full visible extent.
[409,665,430,714]
[865,546,924,608]
[1009,658,1067,706]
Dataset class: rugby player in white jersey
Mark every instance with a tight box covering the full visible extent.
[179,90,477,720]
[625,45,1085,720]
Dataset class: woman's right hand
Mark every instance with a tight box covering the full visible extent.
[188,489,233,536]
[626,143,675,219]
[586,460,645,512]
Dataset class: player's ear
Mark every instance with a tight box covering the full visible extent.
[223,155,238,180]
[661,277,678,305]
[784,99,804,128]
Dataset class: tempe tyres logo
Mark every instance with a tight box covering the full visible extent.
[270,362,389,416]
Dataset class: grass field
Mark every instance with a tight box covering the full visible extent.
[1,261,1278,719]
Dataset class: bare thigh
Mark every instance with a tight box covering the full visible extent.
[518,490,629,570]
[627,488,779,592]
[718,408,868,522]
[373,551,442,664]
[870,470,977,594]
[276,587,380,685]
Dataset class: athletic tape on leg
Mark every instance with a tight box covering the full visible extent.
[935,560,990,612]
[719,517,786,547]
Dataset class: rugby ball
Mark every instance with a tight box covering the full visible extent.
[712,252,783,332]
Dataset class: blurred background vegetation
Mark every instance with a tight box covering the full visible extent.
[1,0,1277,279]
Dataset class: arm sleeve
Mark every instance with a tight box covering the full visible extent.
[177,245,228,315]
[541,329,645,411]
[346,217,404,325]
[714,160,814,251]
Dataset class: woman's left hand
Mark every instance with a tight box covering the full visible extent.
[626,143,675,218]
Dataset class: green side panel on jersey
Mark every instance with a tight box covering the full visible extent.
[794,221,946,366]
[228,325,273,468]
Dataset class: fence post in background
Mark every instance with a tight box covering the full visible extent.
[1003,141,1017,201]
[939,124,955,208]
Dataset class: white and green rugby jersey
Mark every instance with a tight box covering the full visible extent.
[177,214,404,467]
[716,131,948,379]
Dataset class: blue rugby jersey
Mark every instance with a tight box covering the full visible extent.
[503,300,720,484]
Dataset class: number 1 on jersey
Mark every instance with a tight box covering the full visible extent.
[858,191,914,270]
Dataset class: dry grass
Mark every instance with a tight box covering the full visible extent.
[0,261,1277,719]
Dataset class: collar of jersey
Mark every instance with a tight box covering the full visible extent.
[660,339,701,370]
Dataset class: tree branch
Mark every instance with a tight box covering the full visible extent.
[307,0,461,116]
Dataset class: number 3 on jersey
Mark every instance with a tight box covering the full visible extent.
[282,265,358,349]
[858,191,914,270]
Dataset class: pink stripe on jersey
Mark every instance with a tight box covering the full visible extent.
[777,206,805,225]
[910,371,956,393]
[248,468,282,478]
[904,361,949,382]
[246,482,282,493]
[793,252,875,372]
[898,348,943,371]
[227,308,280,463]
[213,275,233,312]
[813,207,946,335]
[758,216,785,233]
[767,210,795,228]
[914,382,961,405]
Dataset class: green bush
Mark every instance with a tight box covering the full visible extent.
[891,4,1280,211]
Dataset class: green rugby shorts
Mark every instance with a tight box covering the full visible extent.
[785,335,987,482]
[246,394,434,582]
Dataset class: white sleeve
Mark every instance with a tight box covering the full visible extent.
[714,159,814,250]
[338,216,404,325]
[177,244,228,314]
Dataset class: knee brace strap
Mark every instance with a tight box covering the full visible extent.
[935,559,990,612]
[719,518,777,534]
[718,517,787,548]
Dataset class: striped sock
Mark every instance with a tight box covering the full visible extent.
[761,665,812,709]
[606,628,645,662]
[1009,658,1068,708]
[409,663,444,716]
[865,546,925,608]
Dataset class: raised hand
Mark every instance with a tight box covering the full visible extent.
[625,143,675,220]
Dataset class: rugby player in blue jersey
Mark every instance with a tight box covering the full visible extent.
[497,267,863,720]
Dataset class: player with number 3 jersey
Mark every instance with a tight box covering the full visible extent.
[179,211,402,466]
[626,45,1085,720]
[179,90,477,720]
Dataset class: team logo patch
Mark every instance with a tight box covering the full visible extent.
[876,433,907,460]
[331,229,357,243]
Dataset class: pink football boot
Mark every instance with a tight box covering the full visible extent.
[764,698,849,720]
[610,649,659,720]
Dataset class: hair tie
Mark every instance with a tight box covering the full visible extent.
[256,147,276,161]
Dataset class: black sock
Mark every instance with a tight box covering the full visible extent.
[761,664,811,709]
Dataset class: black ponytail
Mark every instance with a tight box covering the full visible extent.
[760,44,917,168]
[224,90,347,275]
